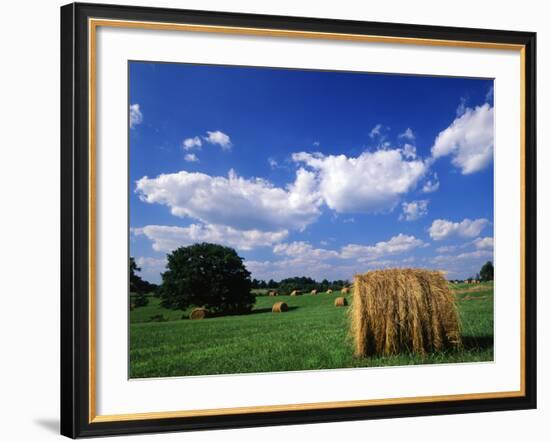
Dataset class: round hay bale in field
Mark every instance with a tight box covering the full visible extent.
[290,290,300,296]
[189,307,208,320]
[268,291,278,296]
[326,289,333,294]
[334,297,348,307]
[351,268,462,357]
[310,289,318,295]
[341,287,350,294]
[272,301,289,313]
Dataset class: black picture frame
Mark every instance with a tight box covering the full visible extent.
[61,2,537,438]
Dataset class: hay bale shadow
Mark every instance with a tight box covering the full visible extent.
[249,306,299,315]
[182,304,301,319]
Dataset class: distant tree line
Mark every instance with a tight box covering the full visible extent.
[129,257,159,307]
[452,261,494,284]
[130,257,158,293]
[251,276,350,294]
[130,250,494,314]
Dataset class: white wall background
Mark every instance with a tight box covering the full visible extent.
[0,0,546,440]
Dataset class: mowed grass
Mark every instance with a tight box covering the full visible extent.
[129,283,493,378]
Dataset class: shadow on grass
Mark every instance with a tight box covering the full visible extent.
[461,335,494,351]
[179,305,300,320]
[249,306,299,315]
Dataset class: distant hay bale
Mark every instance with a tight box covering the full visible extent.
[334,297,348,307]
[310,289,318,295]
[268,291,278,296]
[341,287,350,294]
[351,268,462,357]
[272,301,289,313]
[326,289,333,294]
[290,290,300,296]
[189,307,208,320]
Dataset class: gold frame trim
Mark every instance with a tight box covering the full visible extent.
[88,18,527,424]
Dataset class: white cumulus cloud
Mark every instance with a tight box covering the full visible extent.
[428,218,489,240]
[245,233,425,281]
[401,143,417,159]
[435,245,459,253]
[135,168,322,232]
[473,236,494,250]
[244,257,358,283]
[400,200,429,221]
[273,241,339,259]
[204,130,232,150]
[422,173,440,193]
[431,103,494,174]
[135,256,166,282]
[182,136,202,150]
[432,249,493,266]
[340,234,426,261]
[129,104,143,129]
[398,128,415,141]
[135,224,288,252]
[369,124,383,139]
[184,153,199,162]
[292,150,427,214]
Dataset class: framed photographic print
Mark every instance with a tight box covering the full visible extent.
[60,2,537,438]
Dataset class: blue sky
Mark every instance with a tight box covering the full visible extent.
[129,61,494,283]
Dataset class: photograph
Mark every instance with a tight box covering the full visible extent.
[128,62,495,379]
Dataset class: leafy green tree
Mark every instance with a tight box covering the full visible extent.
[278,276,317,294]
[159,243,254,315]
[129,257,141,291]
[133,292,149,307]
[129,257,151,307]
[480,261,494,282]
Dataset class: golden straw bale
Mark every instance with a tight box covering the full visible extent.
[189,307,208,320]
[272,301,289,313]
[290,290,300,296]
[268,291,278,296]
[310,289,318,295]
[334,297,348,307]
[350,268,462,357]
[341,287,350,294]
[326,289,333,294]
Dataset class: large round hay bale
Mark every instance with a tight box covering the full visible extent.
[341,287,350,294]
[290,290,300,296]
[334,297,348,307]
[310,289,318,295]
[268,291,278,297]
[351,268,462,357]
[189,307,208,320]
[272,301,289,313]
[326,289,333,294]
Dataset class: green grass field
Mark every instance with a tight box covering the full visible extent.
[129,282,493,378]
